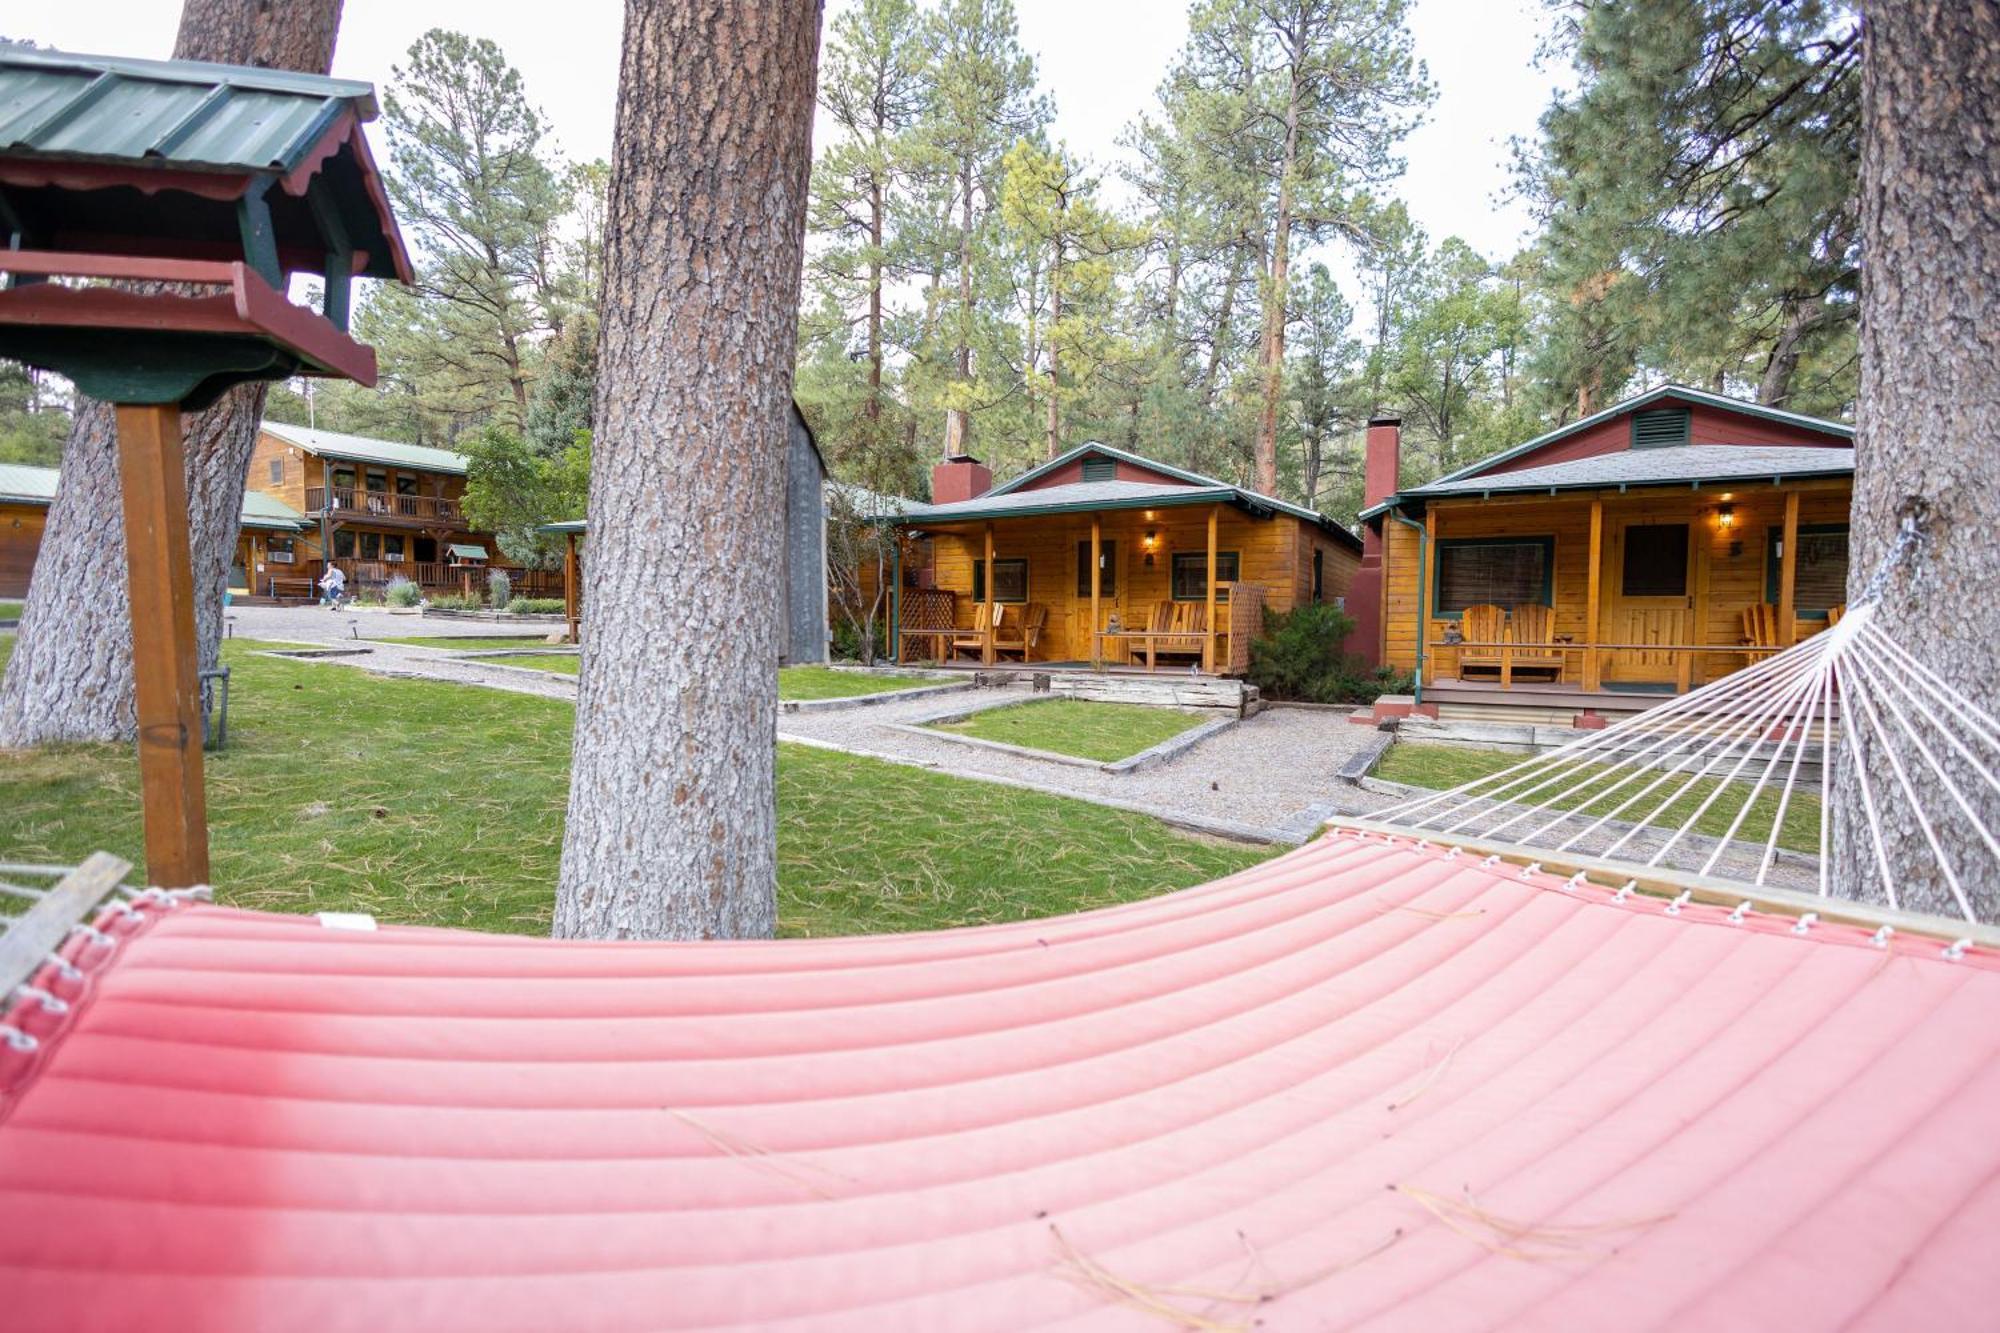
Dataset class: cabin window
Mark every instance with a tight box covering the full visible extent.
[395,474,419,496]
[359,532,382,560]
[267,458,284,485]
[1620,524,1689,597]
[331,466,357,490]
[972,558,1028,603]
[1171,551,1239,601]
[1630,407,1692,449]
[414,537,438,563]
[1075,540,1117,596]
[267,536,295,564]
[1766,523,1849,617]
[383,535,406,562]
[1080,456,1117,483]
[1313,548,1325,604]
[333,529,356,558]
[1433,537,1553,616]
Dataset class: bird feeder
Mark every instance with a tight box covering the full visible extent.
[0,46,410,886]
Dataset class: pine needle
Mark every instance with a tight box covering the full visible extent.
[1050,1224,1254,1331]
[664,1108,852,1199]
[1391,1184,1674,1262]
[1386,1036,1467,1111]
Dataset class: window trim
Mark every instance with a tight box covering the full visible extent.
[267,457,284,485]
[971,557,1029,604]
[1170,550,1240,602]
[1765,521,1850,619]
[1429,536,1555,620]
[1075,539,1117,597]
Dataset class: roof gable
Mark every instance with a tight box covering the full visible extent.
[260,421,468,475]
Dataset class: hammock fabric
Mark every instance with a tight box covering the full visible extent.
[2,833,1996,1331]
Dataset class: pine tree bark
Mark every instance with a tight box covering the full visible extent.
[554,0,821,941]
[0,0,343,748]
[1253,77,1303,498]
[1834,1,2000,919]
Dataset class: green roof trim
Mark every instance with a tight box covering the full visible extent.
[261,421,469,475]
[447,543,488,560]
[0,461,303,529]
[537,519,587,534]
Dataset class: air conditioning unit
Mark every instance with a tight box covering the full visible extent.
[268,551,295,564]
[384,553,405,563]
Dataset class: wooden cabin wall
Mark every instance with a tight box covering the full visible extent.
[1381,481,1853,684]
[0,500,46,598]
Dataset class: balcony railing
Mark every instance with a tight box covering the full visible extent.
[306,486,459,522]
[303,558,564,598]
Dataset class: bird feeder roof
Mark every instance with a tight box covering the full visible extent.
[0,43,410,282]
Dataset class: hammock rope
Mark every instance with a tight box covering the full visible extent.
[1371,521,2000,925]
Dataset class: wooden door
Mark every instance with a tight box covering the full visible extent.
[1602,518,1696,686]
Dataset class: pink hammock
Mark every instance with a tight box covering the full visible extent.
[2,832,1995,1330]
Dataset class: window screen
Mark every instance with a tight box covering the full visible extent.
[1313,548,1324,603]
[1767,524,1850,615]
[359,532,382,560]
[395,475,419,496]
[333,529,356,558]
[971,558,1028,603]
[1075,540,1117,596]
[268,458,283,484]
[1620,524,1689,597]
[414,537,438,563]
[1080,457,1116,482]
[1171,551,1239,601]
[1434,539,1551,614]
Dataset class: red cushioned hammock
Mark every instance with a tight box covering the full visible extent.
[2,832,1996,1330]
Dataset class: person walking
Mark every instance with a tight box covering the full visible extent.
[317,562,346,609]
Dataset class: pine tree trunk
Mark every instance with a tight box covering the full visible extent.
[943,162,975,456]
[866,176,884,424]
[1045,246,1063,459]
[554,0,821,941]
[1254,88,1302,498]
[1833,0,2000,919]
[0,0,342,749]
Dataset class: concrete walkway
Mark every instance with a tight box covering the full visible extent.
[229,604,1393,841]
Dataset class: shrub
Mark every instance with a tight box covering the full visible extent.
[487,568,512,608]
[1248,603,1411,704]
[426,592,485,612]
[831,616,887,663]
[384,576,420,608]
[507,596,565,615]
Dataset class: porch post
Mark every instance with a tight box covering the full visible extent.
[1778,489,1800,648]
[982,521,996,667]
[1420,505,1436,687]
[563,531,579,644]
[1203,503,1218,674]
[1584,498,1603,691]
[890,535,902,664]
[1089,512,1102,669]
[114,403,210,888]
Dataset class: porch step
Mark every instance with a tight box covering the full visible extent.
[1435,703,1589,727]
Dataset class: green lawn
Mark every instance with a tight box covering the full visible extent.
[374,635,563,650]
[928,698,1212,764]
[779,666,954,700]
[1374,742,1822,853]
[0,601,21,620]
[478,653,580,674]
[0,641,1267,936]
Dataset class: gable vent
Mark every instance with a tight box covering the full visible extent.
[1631,407,1692,449]
[1080,456,1117,483]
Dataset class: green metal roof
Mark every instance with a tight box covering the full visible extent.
[0,44,376,176]
[447,543,488,560]
[537,519,587,535]
[0,461,303,529]
[261,421,468,475]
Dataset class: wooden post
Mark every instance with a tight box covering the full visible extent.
[1089,512,1102,669]
[1778,489,1800,648]
[1584,498,1603,691]
[1203,503,1218,674]
[982,521,996,667]
[1420,505,1436,687]
[114,403,209,888]
[563,531,580,644]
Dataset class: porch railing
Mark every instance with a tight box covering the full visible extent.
[306,486,460,522]
[285,559,563,599]
[1435,639,1789,692]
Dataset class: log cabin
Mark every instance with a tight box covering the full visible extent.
[1350,385,1854,711]
[884,444,1363,674]
[242,422,558,600]
[1,461,310,599]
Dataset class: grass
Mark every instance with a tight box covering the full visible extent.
[1373,741,1823,854]
[478,654,580,674]
[0,639,1269,937]
[0,601,20,620]
[928,699,1212,764]
[374,635,563,650]
[778,666,953,700]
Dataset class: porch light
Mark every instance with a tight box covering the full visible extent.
[1717,503,1735,529]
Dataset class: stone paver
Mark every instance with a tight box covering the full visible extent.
[229,604,1393,841]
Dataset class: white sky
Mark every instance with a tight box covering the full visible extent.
[13,0,1562,320]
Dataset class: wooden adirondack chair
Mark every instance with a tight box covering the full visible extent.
[1740,603,1783,669]
[1505,603,1566,684]
[1826,604,1846,627]
[1455,604,1508,680]
[1153,602,1209,664]
[950,602,1000,661]
[992,603,1047,661]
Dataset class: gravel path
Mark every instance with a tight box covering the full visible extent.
[228,606,1393,842]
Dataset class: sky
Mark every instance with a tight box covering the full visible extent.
[10,0,1563,318]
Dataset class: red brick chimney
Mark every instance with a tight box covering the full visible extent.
[1344,416,1401,667]
[931,453,992,505]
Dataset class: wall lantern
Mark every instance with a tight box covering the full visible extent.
[1716,503,1735,529]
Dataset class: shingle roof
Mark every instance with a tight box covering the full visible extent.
[260,422,468,475]
[1406,444,1854,498]
[0,462,304,529]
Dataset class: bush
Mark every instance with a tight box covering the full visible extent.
[426,592,485,612]
[384,576,420,608]
[487,568,512,608]
[1248,603,1412,704]
[507,596,565,615]
[831,616,887,663]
